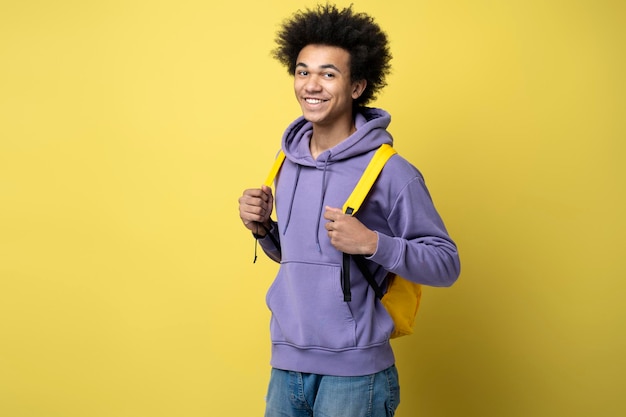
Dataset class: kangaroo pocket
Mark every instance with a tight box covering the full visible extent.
[266,261,357,350]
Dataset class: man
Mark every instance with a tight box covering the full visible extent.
[238,4,460,416]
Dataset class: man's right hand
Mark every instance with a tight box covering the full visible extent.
[238,185,274,235]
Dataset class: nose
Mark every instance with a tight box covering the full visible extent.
[304,75,322,92]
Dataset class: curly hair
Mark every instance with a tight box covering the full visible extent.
[272,3,392,107]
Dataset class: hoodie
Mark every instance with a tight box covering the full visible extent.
[258,107,460,376]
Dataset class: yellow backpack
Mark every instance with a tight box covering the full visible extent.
[263,144,422,338]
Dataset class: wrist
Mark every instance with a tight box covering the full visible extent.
[252,220,273,239]
[364,230,379,256]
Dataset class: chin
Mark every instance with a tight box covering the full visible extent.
[301,111,323,124]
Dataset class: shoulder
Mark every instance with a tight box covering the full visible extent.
[371,152,433,204]
[381,152,424,183]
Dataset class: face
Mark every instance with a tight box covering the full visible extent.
[294,44,366,129]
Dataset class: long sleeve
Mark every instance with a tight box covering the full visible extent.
[367,176,460,287]
[257,220,282,263]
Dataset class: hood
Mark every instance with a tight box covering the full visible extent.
[281,107,393,165]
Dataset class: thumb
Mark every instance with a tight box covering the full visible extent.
[261,185,274,197]
[324,206,344,220]
[325,206,343,214]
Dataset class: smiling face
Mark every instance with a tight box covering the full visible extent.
[294,44,366,130]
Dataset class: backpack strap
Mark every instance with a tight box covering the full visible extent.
[353,255,385,299]
[256,150,285,253]
[264,150,286,187]
[343,144,396,215]
[341,144,396,301]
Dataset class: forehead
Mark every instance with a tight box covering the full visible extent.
[296,44,351,70]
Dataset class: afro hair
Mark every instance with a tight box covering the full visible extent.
[272,3,392,107]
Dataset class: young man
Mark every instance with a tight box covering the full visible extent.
[238,4,460,416]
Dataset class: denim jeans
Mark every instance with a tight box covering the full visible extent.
[264,365,400,417]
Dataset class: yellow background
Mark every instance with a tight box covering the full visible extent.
[1,1,624,416]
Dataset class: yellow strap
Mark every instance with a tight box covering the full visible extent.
[263,150,286,187]
[342,144,396,215]
[262,145,396,213]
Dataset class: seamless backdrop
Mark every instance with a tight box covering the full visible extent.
[1,1,625,416]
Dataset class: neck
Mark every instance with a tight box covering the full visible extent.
[310,118,356,160]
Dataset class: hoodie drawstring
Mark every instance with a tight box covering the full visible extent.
[313,157,331,252]
[282,164,301,235]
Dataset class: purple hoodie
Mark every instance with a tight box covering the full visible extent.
[258,107,460,376]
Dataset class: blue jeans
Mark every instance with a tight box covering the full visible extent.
[264,365,400,417]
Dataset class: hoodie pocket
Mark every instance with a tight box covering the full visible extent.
[266,262,357,350]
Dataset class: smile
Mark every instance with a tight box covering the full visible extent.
[305,98,328,104]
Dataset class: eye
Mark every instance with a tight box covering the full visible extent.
[323,72,335,79]
[296,70,309,76]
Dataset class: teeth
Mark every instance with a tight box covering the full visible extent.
[305,98,324,104]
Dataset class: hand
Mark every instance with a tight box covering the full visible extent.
[239,185,274,235]
[323,206,378,255]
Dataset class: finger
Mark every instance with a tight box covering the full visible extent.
[262,185,274,208]
[323,206,343,221]
[243,188,270,203]
[261,184,273,196]
[243,203,268,218]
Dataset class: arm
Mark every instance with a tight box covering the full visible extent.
[368,176,460,287]
[323,176,460,287]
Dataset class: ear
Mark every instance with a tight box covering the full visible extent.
[351,80,367,99]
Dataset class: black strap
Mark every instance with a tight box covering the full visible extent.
[341,207,354,302]
[341,253,384,302]
[353,255,385,300]
[341,206,384,302]
[342,253,352,302]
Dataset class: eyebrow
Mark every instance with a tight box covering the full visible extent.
[295,62,342,73]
